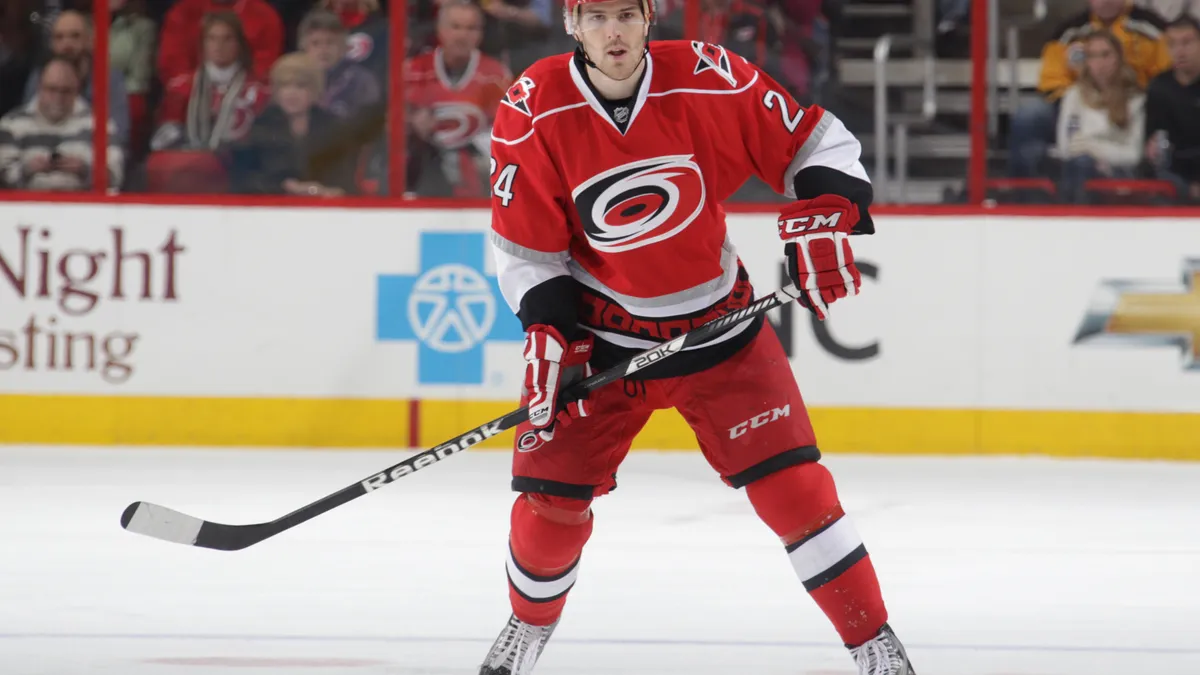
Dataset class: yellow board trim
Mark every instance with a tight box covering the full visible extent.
[0,394,411,448]
[1,395,1197,460]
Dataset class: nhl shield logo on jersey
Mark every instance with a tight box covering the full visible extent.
[502,77,536,116]
[691,41,738,87]
[572,155,707,253]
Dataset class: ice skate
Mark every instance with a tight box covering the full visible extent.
[478,614,558,675]
[849,623,916,675]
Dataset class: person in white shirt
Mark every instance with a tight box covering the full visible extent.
[1055,29,1147,203]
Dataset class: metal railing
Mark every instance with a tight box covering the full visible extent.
[873,34,937,202]
[1004,0,1048,127]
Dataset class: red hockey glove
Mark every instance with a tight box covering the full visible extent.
[523,324,595,442]
[777,194,863,321]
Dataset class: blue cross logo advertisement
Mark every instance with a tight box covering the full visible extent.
[376,232,524,385]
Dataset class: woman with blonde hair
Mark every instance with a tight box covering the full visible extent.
[230,52,358,196]
[1055,29,1147,203]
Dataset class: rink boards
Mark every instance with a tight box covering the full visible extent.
[0,202,1197,459]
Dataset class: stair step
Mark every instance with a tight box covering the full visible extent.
[843,3,913,18]
[859,132,972,159]
[866,178,963,204]
[839,37,915,54]
[837,58,1041,88]
[900,88,1042,114]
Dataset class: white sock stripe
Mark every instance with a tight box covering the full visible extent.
[786,516,864,583]
[506,548,579,601]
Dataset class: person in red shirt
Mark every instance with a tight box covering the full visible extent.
[476,1,914,674]
[152,11,268,152]
[146,11,268,193]
[405,0,512,197]
[156,0,283,83]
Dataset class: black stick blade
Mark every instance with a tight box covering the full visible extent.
[121,501,273,551]
[121,502,206,546]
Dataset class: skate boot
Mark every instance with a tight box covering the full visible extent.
[849,623,916,675]
[478,614,559,675]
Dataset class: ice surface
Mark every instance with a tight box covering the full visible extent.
[1,445,1199,675]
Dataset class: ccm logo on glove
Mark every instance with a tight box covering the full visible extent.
[779,211,844,235]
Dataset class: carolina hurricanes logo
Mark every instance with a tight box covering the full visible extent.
[502,76,536,116]
[516,430,544,453]
[572,155,706,253]
[431,101,488,149]
[692,41,737,87]
[346,33,373,62]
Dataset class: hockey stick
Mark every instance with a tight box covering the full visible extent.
[120,284,803,551]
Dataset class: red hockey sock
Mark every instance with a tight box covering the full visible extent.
[507,493,594,626]
[745,463,888,647]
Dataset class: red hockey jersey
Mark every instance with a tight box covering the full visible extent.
[488,40,870,375]
[406,48,513,153]
[157,72,269,147]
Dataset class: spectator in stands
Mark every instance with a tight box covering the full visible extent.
[0,57,123,190]
[23,11,130,144]
[151,11,268,153]
[230,52,356,196]
[157,0,283,83]
[772,0,823,103]
[110,0,155,156]
[0,0,39,120]
[1056,30,1146,202]
[405,0,511,198]
[651,0,686,38]
[480,0,554,76]
[659,1,785,92]
[110,0,154,99]
[299,8,380,119]
[318,0,388,82]
[1145,14,1200,200]
[1008,0,1169,180]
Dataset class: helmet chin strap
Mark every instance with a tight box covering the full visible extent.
[576,36,649,83]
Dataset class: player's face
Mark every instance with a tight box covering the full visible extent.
[576,0,648,80]
[437,5,484,62]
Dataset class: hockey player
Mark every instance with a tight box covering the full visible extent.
[481,1,914,673]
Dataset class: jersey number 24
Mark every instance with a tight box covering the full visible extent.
[490,157,519,207]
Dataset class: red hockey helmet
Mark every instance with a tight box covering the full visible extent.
[563,0,656,34]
